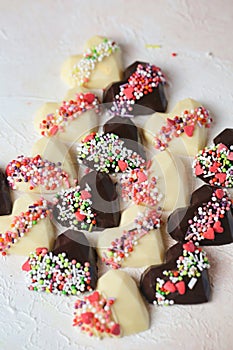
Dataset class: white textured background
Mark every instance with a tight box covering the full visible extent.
[0,1,233,349]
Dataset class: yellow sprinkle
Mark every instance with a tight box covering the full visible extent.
[145,44,161,49]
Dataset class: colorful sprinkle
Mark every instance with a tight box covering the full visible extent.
[73,291,120,338]
[145,44,162,49]
[77,132,146,173]
[72,38,119,86]
[120,168,162,207]
[0,199,50,255]
[154,242,210,306]
[22,248,92,295]
[53,185,96,231]
[185,188,232,241]
[193,143,233,188]
[39,93,100,137]
[154,107,212,151]
[6,155,70,191]
[102,209,161,269]
[111,63,166,117]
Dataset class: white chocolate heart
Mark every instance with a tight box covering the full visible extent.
[0,194,55,256]
[34,89,100,143]
[143,98,211,156]
[149,151,189,211]
[61,36,122,89]
[6,138,77,194]
[97,270,149,336]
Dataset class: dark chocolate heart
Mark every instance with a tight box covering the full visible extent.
[167,185,233,246]
[22,230,98,294]
[140,242,211,305]
[53,171,121,230]
[52,230,98,290]
[193,129,233,188]
[103,61,167,116]
[77,132,146,174]
[0,169,12,215]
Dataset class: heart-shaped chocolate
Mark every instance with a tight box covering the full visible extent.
[140,241,211,305]
[167,185,233,245]
[22,229,98,294]
[103,61,167,116]
[53,171,121,230]
[73,270,149,338]
[61,36,122,89]
[0,169,12,216]
[0,194,55,256]
[34,90,100,143]
[6,138,77,193]
[193,129,233,188]
[143,98,212,156]
[97,205,164,268]
[77,132,146,173]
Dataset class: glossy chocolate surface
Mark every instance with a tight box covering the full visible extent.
[53,229,98,289]
[167,185,233,246]
[79,171,121,229]
[0,169,12,215]
[140,243,211,305]
[103,61,167,115]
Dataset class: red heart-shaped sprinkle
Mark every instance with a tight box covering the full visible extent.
[218,143,228,152]
[175,281,186,295]
[184,125,194,137]
[118,160,128,172]
[80,190,92,200]
[36,247,47,255]
[22,259,31,271]
[82,133,96,143]
[163,281,177,293]
[215,173,226,184]
[75,211,86,221]
[123,87,134,99]
[84,93,95,104]
[195,163,204,176]
[210,163,218,172]
[50,125,59,136]
[81,312,94,324]
[227,152,233,161]
[183,241,195,253]
[215,188,224,199]
[136,171,147,183]
[111,323,121,336]
[213,221,224,233]
[87,291,100,303]
[203,227,215,240]
[167,118,176,126]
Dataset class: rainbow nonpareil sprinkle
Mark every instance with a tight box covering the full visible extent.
[111,63,166,116]
[0,198,50,255]
[193,143,233,188]
[22,248,92,295]
[53,185,96,231]
[40,93,100,137]
[120,168,162,207]
[154,107,212,151]
[6,155,70,191]
[73,291,120,338]
[77,132,146,173]
[72,38,119,86]
[102,209,161,269]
